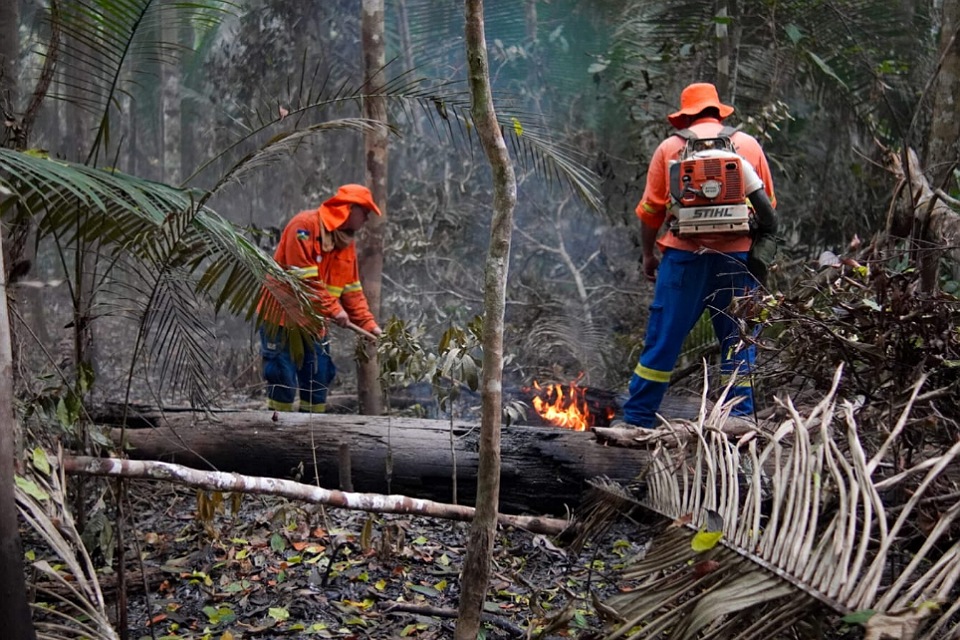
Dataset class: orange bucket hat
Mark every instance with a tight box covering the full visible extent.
[320,183,383,230]
[667,83,734,128]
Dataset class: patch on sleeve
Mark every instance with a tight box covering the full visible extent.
[295,229,311,241]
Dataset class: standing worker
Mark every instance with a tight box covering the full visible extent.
[258,184,383,413]
[615,83,779,429]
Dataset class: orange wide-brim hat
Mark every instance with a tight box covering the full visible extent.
[667,83,735,128]
[320,183,383,230]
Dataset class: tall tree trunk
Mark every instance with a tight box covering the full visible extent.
[926,1,960,187]
[0,229,38,638]
[358,0,387,415]
[0,0,17,114]
[161,17,182,186]
[714,0,740,101]
[0,9,36,634]
[524,0,541,111]
[920,1,960,292]
[456,1,518,637]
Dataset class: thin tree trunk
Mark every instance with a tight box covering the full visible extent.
[926,0,960,187]
[715,0,730,97]
[358,0,387,416]
[0,227,38,638]
[457,1,518,638]
[524,0,540,111]
[920,1,960,292]
[0,0,18,114]
[161,16,182,186]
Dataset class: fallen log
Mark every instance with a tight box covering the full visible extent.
[61,456,569,536]
[103,411,656,515]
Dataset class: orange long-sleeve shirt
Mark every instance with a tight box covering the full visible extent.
[259,185,381,335]
[637,118,777,254]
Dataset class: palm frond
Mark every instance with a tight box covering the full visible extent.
[608,0,930,132]
[197,117,392,202]
[47,0,235,162]
[0,148,322,396]
[594,365,960,639]
[16,448,118,640]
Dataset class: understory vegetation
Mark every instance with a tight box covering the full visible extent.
[3,0,960,638]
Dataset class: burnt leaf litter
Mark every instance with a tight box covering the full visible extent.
[99,482,646,640]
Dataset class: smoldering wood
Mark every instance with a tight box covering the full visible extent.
[101,411,655,515]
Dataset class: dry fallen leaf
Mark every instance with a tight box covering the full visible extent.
[669,513,694,528]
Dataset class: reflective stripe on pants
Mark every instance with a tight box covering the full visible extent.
[260,327,337,412]
[622,249,756,428]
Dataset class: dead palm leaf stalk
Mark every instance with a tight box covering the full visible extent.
[585,364,960,640]
[15,445,119,640]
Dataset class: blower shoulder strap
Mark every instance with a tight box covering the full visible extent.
[673,125,739,143]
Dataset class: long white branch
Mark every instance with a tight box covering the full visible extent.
[61,456,568,536]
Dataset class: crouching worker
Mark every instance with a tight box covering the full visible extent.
[616,82,778,429]
[257,184,383,413]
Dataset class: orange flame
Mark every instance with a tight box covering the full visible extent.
[531,379,593,431]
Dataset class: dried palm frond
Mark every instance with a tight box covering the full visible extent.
[15,447,118,640]
[591,365,960,639]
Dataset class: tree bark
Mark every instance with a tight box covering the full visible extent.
[161,17,182,187]
[102,411,651,516]
[917,2,960,292]
[1,7,40,638]
[62,456,569,536]
[926,1,960,187]
[0,227,38,639]
[0,0,18,115]
[888,147,960,292]
[358,0,387,416]
[459,1,519,637]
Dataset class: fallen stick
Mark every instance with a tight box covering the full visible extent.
[62,456,569,536]
[381,601,524,638]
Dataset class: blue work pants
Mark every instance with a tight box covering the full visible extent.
[259,327,337,413]
[622,249,756,428]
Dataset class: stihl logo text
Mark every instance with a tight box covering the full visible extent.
[691,207,733,219]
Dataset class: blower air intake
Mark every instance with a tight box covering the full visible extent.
[670,154,751,237]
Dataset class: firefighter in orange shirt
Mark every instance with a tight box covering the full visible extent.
[615,83,779,429]
[258,184,383,413]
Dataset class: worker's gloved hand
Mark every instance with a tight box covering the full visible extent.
[370,326,383,337]
[641,253,659,283]
[747,233,778,286]
[330,310,350,328]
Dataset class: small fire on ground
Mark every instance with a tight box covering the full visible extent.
[531,379,601,431]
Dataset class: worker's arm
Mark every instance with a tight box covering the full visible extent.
[746,187,779,285]
[636,143,670,283]
[640,222,660,282]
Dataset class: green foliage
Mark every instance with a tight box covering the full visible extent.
[0,148,324,404]
[748,247,960,447]
[50,0,236,165]
[377,316,483,418]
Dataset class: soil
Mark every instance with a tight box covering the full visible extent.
[63,480,653,640]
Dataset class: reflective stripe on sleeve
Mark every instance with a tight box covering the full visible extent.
[343,281,363,294]
[635,363,672,383]
[287,265,319,279]
[325,284,344,297]
[640,201,659,214]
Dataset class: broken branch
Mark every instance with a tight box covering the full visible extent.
[61,456,569,536]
